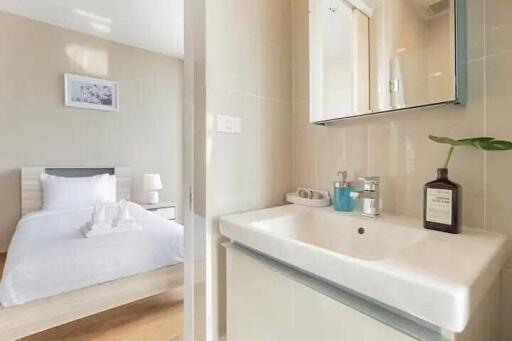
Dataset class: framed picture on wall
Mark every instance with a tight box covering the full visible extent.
[64,73,119,112]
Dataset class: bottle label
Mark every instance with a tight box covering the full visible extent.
[426,188,452,225]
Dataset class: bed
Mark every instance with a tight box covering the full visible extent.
[0,167,184,340]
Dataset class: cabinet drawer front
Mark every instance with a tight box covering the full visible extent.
[226,244,443,341]
[154,207,175,220]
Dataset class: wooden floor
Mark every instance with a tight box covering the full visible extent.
[0,253,184,341]
[0,253,5,276]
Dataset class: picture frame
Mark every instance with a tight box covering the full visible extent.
[64,73,119,112]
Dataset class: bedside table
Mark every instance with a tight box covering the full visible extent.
[141,202,176,221]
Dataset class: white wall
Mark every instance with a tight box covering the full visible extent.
[0,11,183,251]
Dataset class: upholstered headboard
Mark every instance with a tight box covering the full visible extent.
[21,167,132,216]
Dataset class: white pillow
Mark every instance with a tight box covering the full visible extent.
[40,173,117,210]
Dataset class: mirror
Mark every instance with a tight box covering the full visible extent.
[309,0,466,123]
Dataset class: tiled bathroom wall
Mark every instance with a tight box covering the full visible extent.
[292,0,512,339]
[206,0,293,217]
[205,0,293,337]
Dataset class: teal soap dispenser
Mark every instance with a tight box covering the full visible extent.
[333,171,353,212]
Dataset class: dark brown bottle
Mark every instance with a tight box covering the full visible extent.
[423,168,461,234]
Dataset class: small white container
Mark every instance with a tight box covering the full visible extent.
[286,190,331,207]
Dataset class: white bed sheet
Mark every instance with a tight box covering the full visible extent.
[0,202,183,307]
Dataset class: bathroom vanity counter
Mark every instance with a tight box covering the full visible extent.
[220,204,509,334]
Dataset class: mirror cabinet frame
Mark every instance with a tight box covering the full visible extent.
[309,0,467,125]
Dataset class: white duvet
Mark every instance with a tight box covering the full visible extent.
[0,202,183,307]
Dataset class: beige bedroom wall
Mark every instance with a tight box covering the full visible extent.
[0,11,183,251]
[292,0,512,339]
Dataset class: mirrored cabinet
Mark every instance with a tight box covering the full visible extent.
[309,0,466,123]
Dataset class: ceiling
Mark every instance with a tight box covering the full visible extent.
[0,0,184,58]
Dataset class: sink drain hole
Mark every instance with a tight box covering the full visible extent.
[358,227,365,235]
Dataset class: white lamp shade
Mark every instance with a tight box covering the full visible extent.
[144,174,163,191]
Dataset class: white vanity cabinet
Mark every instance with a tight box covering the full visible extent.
[226,244,417,341]
[226,243,501,341]
[221,205,504,341]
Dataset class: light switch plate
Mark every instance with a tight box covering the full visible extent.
[216,115,241,134]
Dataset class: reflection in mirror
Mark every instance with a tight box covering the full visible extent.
[310,0,371,121]
[371,0,455,112]
[309,0,463,123]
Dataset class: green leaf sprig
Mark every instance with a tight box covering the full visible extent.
[429,135,512,168]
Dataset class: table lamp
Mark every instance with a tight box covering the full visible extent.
[144,174,162,204]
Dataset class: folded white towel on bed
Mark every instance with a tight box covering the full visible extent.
[81,202,142,238]
[80,222,142,238]
[114,199,136,227]
[80,221,111,237]
[92,204,107,225]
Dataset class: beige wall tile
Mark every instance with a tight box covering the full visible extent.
[256,0,292,102]
[206,88,292,217]
[501,269,512,341]
[292,0,309,103]
[206,0,292,103]
[206,0,260,96]
[467,0,485,61]
[205,0,293,217]
[292,102,318,188]
[485,51,512,250]
[486,0,512,56]
[205,1,293,337]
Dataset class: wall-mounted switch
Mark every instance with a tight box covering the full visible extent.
[389,79,400,94]
[216,114,241,134]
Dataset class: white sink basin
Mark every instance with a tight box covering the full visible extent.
[253,211,428,261]
[220,204,509,333]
